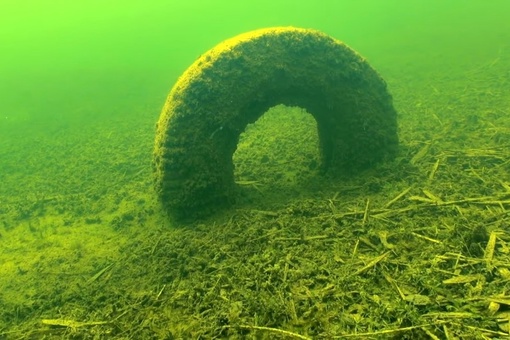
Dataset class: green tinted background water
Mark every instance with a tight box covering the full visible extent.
[1,0,508,126]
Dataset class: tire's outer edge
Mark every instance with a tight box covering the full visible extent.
[153,26,398,220]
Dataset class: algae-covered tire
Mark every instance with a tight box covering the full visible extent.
[154,26,398,219]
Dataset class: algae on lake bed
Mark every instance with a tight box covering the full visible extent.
[1,1,510,338]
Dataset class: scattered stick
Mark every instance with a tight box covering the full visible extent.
[484,231,498,270]
[150,235,162,255]
[86,263,114,285]
[411,143,432,165]
[274,235,328,242]
[42,318,109,329]
[429,158,440,180]
[411,232,442,244]
[385,187,412,208]
[353,251,390,276]
[362,198,370,225]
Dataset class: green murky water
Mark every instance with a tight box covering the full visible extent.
[1,1,510,338]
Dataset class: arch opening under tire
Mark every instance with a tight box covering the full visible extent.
[233,104,320,195]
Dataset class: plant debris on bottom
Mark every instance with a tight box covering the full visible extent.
[1,55,510,339]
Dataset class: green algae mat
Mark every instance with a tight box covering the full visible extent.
[2,54,510,338]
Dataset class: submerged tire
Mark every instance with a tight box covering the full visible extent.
[154,26,398,219]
